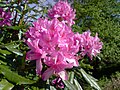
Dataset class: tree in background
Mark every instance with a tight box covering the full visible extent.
[73,0,120,89]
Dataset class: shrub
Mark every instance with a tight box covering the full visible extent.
[73,0,120,78]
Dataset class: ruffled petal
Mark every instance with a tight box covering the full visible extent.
[58,70,68,80]
[42,67,54,81]
[36,59,43,75]
[26,50,41,60]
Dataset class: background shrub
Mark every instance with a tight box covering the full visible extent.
[73,0,120,79]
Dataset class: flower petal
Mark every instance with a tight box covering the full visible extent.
[36,59,42,75]
[58,70,68,80]
[42,67,54,81]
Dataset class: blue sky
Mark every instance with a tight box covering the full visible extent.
[27,0,56,22]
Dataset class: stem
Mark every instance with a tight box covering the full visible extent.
[18,0,27,25]
[13,11,18,25]
[13,0,21,25]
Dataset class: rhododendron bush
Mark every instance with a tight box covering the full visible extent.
[0,0,103,90]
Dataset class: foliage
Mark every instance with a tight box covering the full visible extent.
[73,0,120,79]
[0,0,116,90]
[97,72,120,90]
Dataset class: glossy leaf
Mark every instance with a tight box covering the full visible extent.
[69,72,74,84]
[0,65,36,85]
[5,44,23,56]
[0,55,6,59]
[18,30,23,40]
[74,79,83,90]
[6,48,23,56]
[0,79,14,90]
[4,43,19,48]
[50,86,56,90]
[0,49,11,55]
[80,68,101,90]
[7,25,24,30]
[63,80,77,90]
[0,60,6,65]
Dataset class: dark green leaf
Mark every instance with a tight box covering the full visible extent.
[69,72,74,84]
[0,65,36,85]
[0,60,6,65]
[74,79,83,90]
[64,87,69,90]
[0,79,14,90]
[28,0,39,4]
[7,25,24,30]
[0,55,6,59]
[0,49,11,55]
[80,68,101,90]
[4,43,19,49]
[63,80,77,90]
[31,86,44,90]
[0,2,11,7]
[5,44,23,56]
[6,48,23,56]
[0,18,3,20]
[15,6,22,12]
[50,86,56,90]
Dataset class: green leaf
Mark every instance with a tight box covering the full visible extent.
[0,79,14,90]
[0,55,6,59]
[7,25,24,30]
[5,44,23,56]
[80,68,101,90]
[0,60,6,65]
[0,49,11,55]
[15,6,22,12]
[4,43,19,48]
[0,18,3,20]
[64,87,69,90]
[50,86,56,90]
[63,80,77,90]
[6,48,23,56]
[31,86,43,90]
[80,61,93,69]
[0,2,11,7]
[69,72,74,84]
[88,74,98,82]
[18,30,23,40]
[0,35,4,42]
[28,0,39,4]
[74,79,83,90]
[0,65,36,85]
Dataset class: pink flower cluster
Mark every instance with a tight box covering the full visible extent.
[0,8,11,27]
[48,1,76,26]
[25,1,103,83]
[78,31,103,60]
[26,18,79,81]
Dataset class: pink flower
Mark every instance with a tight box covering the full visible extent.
[52,77,64,89]
[42,53,73,81]
[25,18,80,80]
[79,31,103,60]
[0,8,11,26]
[25,0,103,82]
[25,39,44,75]
[48,1,76,26]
